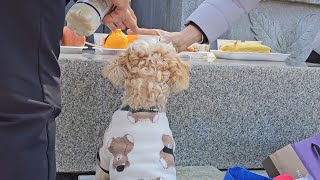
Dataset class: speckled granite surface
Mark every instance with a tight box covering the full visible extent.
[57,53,320,172]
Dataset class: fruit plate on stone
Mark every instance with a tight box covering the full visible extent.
[210,50,291,62]
[93,47,126,55]
[60,46,88,54]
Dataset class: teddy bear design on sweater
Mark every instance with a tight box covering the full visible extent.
[127,112,159,124]
[160,135,175,169]
[108,134,135,172]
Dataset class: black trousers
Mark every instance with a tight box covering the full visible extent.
[306,50,320,64]
[0,1,65,180]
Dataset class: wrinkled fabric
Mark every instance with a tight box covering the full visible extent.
[186,0,260,43]
[224,166,272,180]
[0,0,65,180]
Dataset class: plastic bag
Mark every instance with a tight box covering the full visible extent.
[223,166,272,180]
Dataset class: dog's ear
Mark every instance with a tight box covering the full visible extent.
[167,56,190,92]
[102,55,128,88]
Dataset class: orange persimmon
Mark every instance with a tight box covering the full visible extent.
[104,29,128,49]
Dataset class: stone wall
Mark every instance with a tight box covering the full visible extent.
[56,55,320,172]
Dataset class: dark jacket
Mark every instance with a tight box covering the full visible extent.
[66,0,73,5]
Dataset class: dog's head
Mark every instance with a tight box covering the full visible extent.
[102,40,190,110]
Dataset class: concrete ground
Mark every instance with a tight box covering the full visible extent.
[73,166,268,180]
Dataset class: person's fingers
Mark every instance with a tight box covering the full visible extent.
[127,28,161,35]
[123,17,138,32]
[111,0,131,10]
[104,17,117,31]
[104,8,136,31]
[103,13,121,31]
[128,7,137,21]
[116,21,126,30]
[126,29,136,35]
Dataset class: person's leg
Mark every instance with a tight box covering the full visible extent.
[0,0,65,180]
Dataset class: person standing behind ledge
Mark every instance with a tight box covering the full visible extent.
[0,0,138,180]
[129,0,320,63]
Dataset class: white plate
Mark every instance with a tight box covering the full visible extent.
[138,35,160,42]
[211,50,290,62]
[60,46,88,54]
[93,33,109,46]
[179,52,210,59]
[93,47,126,55]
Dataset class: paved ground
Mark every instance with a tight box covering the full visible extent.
[73,166,268,180]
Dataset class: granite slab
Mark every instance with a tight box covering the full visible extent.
[57,53,320,172]
[77,167,267,180]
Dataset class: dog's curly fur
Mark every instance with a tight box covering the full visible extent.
[102,40,190,111]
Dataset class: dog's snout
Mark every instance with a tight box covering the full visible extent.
[116,165,125,172]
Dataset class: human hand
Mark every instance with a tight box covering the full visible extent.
[127,25,203,52]
[103,1,138,32]
[110,0,130,10]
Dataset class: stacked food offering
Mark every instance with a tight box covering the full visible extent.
[60,26,88,54]
[211,39,290,62]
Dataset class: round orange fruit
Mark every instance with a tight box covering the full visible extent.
[127,34,139,43]
[104,29,128,49]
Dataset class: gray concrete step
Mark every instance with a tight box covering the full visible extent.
[78,166,268,180]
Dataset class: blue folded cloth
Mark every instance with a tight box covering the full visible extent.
[224,166,272,180]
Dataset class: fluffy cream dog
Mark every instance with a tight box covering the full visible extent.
[95,40,190,180]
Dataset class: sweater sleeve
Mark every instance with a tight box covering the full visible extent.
[186,0,261,44]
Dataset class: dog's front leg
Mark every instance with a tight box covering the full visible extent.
[95,166,110,180]
[95,148,111,180]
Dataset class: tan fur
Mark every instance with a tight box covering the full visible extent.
[128,112,158,123]
[102,40,190,111]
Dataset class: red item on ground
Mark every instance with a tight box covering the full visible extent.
[274,174,294,180]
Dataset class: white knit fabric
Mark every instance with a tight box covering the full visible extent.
[98,109,176,180]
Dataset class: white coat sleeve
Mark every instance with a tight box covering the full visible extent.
[186,0,261,43]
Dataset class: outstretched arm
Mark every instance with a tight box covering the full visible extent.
[128,0,261,52]
[186,0,261,44]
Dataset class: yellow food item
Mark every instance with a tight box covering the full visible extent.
[127,35,139,43]
[104,29,128,49]
[186,43,210,52]
[220,42,271,53]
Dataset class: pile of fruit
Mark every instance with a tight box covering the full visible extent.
[61,27,138,49]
